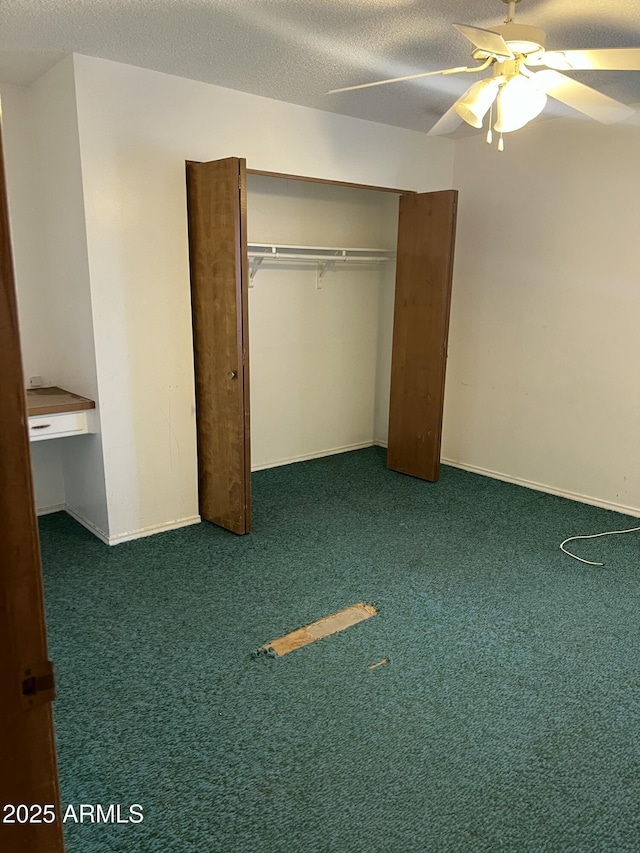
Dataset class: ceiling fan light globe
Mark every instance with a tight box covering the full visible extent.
[454,104,483,128]
[494,74,547,132]
[453,78,500,128]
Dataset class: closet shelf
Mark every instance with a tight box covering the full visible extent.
[247,242,396,285]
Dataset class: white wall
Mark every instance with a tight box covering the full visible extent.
[1,82,65,513]
[27,443,65,513]
[1,85,51,384]
[247,175,398,468]
[1,66,109,531]
[444,115,640,517]
[68,53,453,541]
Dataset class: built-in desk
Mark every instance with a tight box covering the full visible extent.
[26,386,96,442]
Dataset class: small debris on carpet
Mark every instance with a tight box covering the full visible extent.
[367,658,389,670]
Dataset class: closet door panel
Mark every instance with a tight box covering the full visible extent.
[387,189,458,481]
[186,157,251,534]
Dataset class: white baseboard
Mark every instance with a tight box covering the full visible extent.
[64,504,110,544]
[46,448,637,547]
[376,442,639,518]
[58,504,201,545]
[36,503,66,516]
[252,440,376,472]
[441,458,640,519]
[107,515,201,546]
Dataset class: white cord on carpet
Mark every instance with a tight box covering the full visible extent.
[560,526,640,566]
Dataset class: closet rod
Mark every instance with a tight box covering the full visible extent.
[246,245,396,284]
[247,252,393,262]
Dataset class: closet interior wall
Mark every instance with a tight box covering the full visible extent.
[246,175,399,470]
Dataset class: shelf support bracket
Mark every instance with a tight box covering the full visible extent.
[316,259,337,289]
[249,256,264,286]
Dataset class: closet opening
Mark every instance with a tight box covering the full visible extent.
[186,159,457,535]
[245,172,400,476]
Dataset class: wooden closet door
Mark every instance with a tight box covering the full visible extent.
[387,190,458,481]
[186,158,251,534]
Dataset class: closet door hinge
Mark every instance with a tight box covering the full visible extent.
[21,660,56,709]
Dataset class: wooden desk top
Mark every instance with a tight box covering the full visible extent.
[26,386,96,417]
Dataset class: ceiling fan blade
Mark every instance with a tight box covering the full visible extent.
[533,70,635,124]
[427,105,464,136]
[326,66,469,95]
[529,47,640,71]
[453,24,513,59]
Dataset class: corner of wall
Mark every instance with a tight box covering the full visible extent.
[20,53,110,532]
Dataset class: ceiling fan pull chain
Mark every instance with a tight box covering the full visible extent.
[498,133,505,152]
[487,101,494,143]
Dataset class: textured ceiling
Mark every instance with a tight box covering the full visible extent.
[1,0,639,132]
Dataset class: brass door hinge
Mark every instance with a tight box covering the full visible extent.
[21,660,55,709]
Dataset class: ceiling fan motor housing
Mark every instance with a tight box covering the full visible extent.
[494,23,546,56]
[471,23,546,62]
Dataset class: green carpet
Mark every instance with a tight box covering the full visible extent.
[39,447,640,852]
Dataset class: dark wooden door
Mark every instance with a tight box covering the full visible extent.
[186,158,251,534]
[0,114,65,851]
[387,190,458,481]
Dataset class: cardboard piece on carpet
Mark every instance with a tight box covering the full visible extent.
[259,602,377,657]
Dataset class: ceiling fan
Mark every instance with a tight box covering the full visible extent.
[328,0,639,150]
